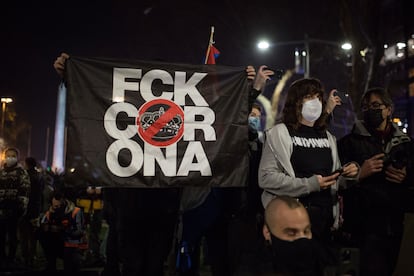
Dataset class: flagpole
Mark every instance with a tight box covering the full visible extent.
[204,26,215,64]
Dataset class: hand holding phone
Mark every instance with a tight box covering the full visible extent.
[264,67,284,80]
[333,90,348,103]
[332,167,343,179]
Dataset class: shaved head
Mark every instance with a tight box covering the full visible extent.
[263,196,312,241]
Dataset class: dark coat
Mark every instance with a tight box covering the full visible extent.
[338,120,413,238]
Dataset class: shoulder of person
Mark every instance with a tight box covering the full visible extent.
[266,123,289,137]
[268,123,287,131]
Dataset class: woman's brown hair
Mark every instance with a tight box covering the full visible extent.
[282,78,328,130]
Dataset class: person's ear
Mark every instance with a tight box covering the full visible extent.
[263,224,271,241]
[386,105,392,118]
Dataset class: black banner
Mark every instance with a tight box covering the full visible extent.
[64,57,249,188]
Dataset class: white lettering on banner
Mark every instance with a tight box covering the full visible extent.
[177,141,212,176]
[143,143,177,177]
[104,68,216,178]
[183,106,216,141]
[112,68,141,102]
[140,69,174,101]
[106,139,143,177]
[111,68,207,104]
[174,71,208,106]
[104,102,138,139]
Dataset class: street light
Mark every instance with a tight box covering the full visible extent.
[1,97,13,138]
[341,42,352,50]
[257,35,352,78]
[257,40,270,51]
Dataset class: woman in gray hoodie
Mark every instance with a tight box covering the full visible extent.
[258,78,359,242]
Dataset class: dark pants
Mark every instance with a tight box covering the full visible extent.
[101,189,121,276]
[102,222,121,276]
[18,217,38,266]
[39,231,82,273]
[0,216,19,266]
[359,215,403,276]
[306,205,334,243]
[359,233,401,276]
[85,208,103,261]
[341,186,406,276]
[179,188,244,276]
[117,188,180,276]
[302,204,339,268]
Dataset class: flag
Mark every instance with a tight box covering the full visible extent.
[204,26,219,64]
[205,44,220,65]
[64,56,249,188]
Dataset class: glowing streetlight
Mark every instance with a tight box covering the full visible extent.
[257,40,270,50]
[341,42,352,50]
[397,42,406,49]
[1,97,13,138]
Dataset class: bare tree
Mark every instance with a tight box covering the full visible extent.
[339,0,384,116]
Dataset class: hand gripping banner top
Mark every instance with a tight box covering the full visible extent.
[64,56,250,188]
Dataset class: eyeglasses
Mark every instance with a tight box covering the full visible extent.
[361,102,385,111]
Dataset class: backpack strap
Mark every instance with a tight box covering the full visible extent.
[71,207,81,219]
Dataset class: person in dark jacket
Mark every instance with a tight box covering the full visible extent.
[0,147,30,270]
[39,191,87,273]
[338,87,414,276]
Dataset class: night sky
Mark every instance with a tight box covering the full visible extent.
[0,0,347,164]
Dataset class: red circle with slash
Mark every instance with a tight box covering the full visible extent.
[137,99,184,147]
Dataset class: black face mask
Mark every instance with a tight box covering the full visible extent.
[363,108,384,129]
[270,233,319,276]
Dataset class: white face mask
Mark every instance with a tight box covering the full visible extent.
[5,157,18,167]
[301,98,322,123]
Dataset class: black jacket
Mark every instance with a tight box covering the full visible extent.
[338,120,414,236]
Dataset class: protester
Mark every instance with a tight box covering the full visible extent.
[39,191,87,273]
[0,147,30,271]
[263,196,321,275]
[258,78,359,247]
[235,195,338,275]
[245,102,266,223]
[337,87,414,276]
[246,101,266,216]
[227,102,266,271]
